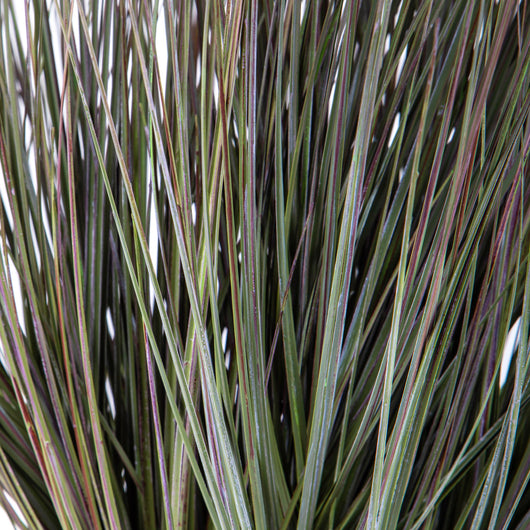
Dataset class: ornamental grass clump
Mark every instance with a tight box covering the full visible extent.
[1,0,530,528]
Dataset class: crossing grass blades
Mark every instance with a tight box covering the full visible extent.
[1,0,530,528]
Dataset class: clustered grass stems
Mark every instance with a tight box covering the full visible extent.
[1,0,530,528]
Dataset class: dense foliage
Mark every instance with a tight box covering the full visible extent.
[1,0,530,528]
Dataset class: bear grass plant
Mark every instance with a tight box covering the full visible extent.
[1,0,530,528]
